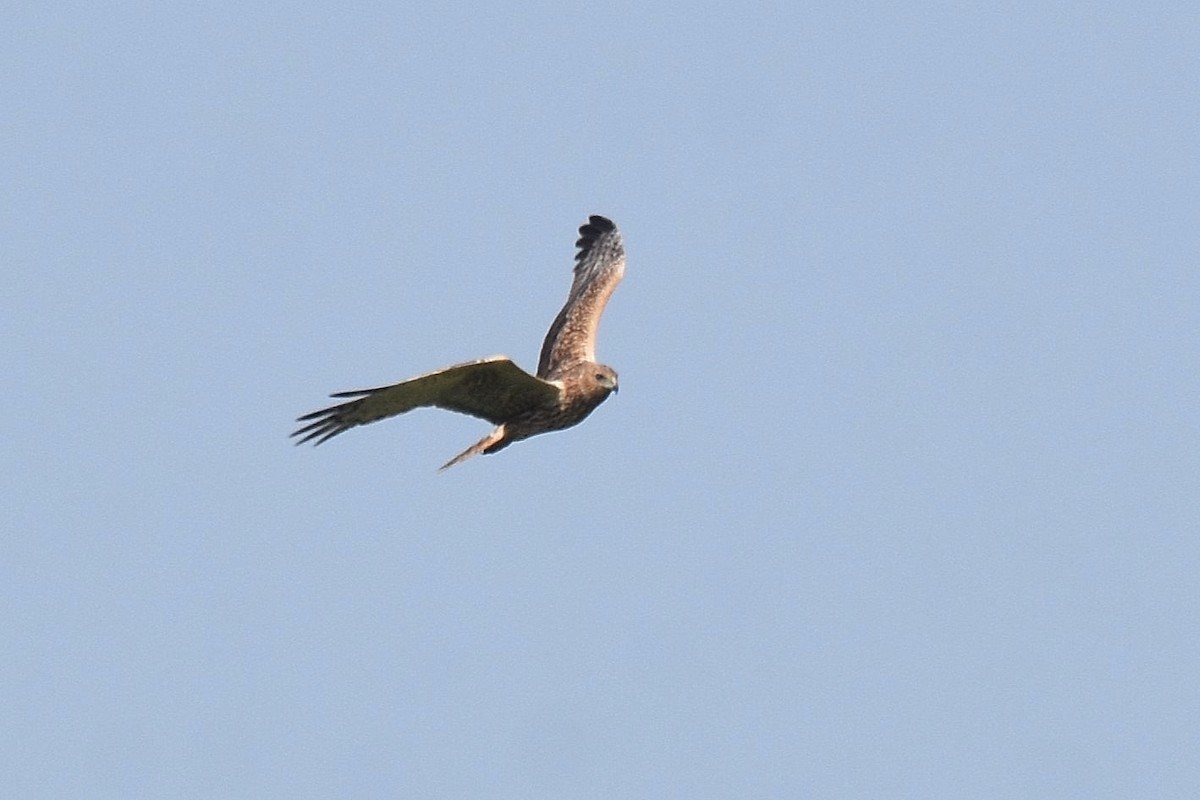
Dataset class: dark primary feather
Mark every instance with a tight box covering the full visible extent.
[537,215,626,378]
[291,357,561,445]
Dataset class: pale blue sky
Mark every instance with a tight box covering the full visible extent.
[4,2,1198,797]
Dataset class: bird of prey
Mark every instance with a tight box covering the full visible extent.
[292,215,625,470]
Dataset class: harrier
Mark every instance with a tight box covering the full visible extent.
[292,215,625,470]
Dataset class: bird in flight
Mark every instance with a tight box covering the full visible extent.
[292,215,625,470]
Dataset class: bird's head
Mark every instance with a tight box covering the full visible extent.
[591,364,619,395]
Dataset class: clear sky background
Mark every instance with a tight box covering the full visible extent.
[4,2,1197,797]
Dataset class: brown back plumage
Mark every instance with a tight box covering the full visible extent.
[537,215,626,379]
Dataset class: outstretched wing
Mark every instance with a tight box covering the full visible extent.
[537,215,625,378]
[291,356,561,446]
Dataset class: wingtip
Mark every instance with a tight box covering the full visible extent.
[575,215,619,262]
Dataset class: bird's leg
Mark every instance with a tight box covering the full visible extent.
[438,425,507,472]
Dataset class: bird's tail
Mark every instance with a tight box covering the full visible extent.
[438,426,506,472]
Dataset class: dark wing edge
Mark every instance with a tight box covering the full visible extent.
[291,356,561,446]
[536,215,626,377]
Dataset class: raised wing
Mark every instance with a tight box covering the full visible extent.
[536,215,625,378]
[291,356,561,446]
